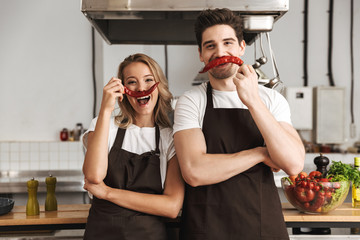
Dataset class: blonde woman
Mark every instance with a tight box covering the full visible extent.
[82,53,184,240]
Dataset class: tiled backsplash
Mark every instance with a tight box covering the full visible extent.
[0,141,84,171]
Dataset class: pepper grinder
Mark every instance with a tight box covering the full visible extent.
[293,153,331,235]
[314,153,330,177]
[45,174,58,211]
[314,153,331,235]
[26,178,40,216]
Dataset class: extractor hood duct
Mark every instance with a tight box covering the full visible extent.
[81,0,289,45]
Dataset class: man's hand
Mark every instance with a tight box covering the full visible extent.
[232,64,261,108]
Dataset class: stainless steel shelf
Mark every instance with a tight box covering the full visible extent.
[0,170,85,193]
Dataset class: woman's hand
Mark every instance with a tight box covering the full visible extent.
[100,77,125,114]
[232,64,261,108]
[84,178,110,200]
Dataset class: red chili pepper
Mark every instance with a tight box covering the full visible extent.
[124,82,159,98]
[199,56,244,73]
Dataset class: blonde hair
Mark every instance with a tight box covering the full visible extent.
[115,53,173,128]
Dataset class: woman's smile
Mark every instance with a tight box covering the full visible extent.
[136,95,151,106]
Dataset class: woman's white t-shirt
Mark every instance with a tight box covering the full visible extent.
[82,117,176,188]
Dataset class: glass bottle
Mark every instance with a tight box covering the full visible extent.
[352,157,360,208]
[60,128,69,141]
[74,123,83,141]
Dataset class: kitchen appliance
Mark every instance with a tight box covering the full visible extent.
[81,0,289,45]
[313,86,345,144]
[284,87,313,130]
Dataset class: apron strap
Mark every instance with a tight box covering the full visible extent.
[113,127,126,148]
[206,81,214,109]
[155,125,160,154]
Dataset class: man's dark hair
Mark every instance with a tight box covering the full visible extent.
[194,8,243,50]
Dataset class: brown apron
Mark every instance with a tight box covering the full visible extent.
[180,82,289,240]
[84,126,167,240]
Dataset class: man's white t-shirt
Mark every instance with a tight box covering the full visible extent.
[173,82,292,134]
[82,117,176,188]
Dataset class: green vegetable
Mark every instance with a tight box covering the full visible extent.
[322,181,350,212]
[326,161,360,188]
[283,177,293,185]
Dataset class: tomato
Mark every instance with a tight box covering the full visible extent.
[307,182,315,190]
[304,191,326,212]
[320,178,329,182]
[325,191,332,199]
[301,181,307,188]
[309,171,322,179]
[333,182,341,189]
[294,186,315,203]
[306,189,315,202]
[298,172,308,179]
[289,175,297,184]
[314,185,321,192]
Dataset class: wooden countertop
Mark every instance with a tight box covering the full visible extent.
[283,202,360,222]
[0,204,90,227]
[2,203,360,229]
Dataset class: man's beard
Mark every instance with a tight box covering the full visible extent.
[209,64,237,79]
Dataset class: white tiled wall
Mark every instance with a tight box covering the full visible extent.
[0,141,84,171]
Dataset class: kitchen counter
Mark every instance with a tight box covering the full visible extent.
[2,203,360,231]
[283,202,360,228]
[0,204,89,231]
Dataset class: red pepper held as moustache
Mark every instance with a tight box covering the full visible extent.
[124,82,159,98]
[199,56,244,73]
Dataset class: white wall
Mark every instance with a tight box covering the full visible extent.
[0,0,93,141]
[0,0,359,147]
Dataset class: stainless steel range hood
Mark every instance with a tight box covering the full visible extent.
[81,0,289,45]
